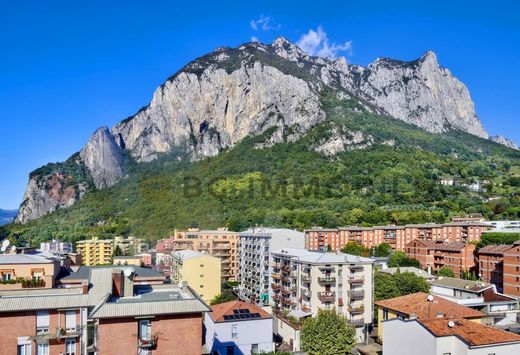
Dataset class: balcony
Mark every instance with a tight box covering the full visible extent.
[272,294,282,302]
[349,265,364,271]
[271,283,281,291]
[349,306,365,314]
[281,288,291,295]
[271,263,281,269]
[319,266,335,272]
[281,276,291,283]
[301,274,311,282]
[348,290,365,299]
[281,264,291,272]
[271,273,281,280]
[318,276,336,284]
[349,277,364,284]
[281,298,294,306]
[318,292,336,302]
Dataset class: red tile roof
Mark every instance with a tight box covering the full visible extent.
[209,301,272,322]
[375,292,485,319]
[419,318,520,346]
[478,244,511,255]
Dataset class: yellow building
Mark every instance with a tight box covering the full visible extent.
[112,255,142,266]
[76,237,113,266]
[374,292,486,341]
[171,250,221,303]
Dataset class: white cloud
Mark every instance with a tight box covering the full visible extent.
[250,15,281,31]
[251,36,260,43]
[296,26,352,59]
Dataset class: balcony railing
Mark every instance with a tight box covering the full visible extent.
[139,337,157,349]
[271,283,281,291]
[318,292,336,302]
[271,273,281,280]
[349,265,364,271]
[350,319,365,327]
[319,266,335,272]
[348,306,365,314]
[281,288,291,295]
[349,277,364,284]
[348,290,365,299]
[301,274,311,282]
[318,276,336,284]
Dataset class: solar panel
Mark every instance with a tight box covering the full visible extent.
[233,310,240,315]
[224,315,231,320]
[251,313,261,318]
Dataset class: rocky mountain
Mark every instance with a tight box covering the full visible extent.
[490,135,518,150]
[14,37,512,224]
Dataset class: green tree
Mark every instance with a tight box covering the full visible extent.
[388,251,421,268]
[209,289,237,305]
[370,242,392,257]
[437,266,455,278]
[341,241,369,257]
[113,245,124,257]
[374,271,401,301]
[393,272,430,295]
[300,309,356,355]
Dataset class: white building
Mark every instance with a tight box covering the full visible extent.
[383,317,520,355]
[204,300,274,355]
[39,239,73,254]
[270,248,374,343]
[483,220,520,230]
[238,228,304,305]
[431,277,519,326]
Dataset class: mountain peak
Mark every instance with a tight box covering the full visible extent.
[271,36,293,48]
[419,50,438,65]
[270,36,307,62]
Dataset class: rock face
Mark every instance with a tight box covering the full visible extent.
[16,37,497,223]
[80,126,125,188]
[490,135,518,150]
[15,173,86,223]
[314,126,374,156]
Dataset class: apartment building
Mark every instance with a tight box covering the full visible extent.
[238,228,304,304]
[113,236,149,255]
[0,265,209,355]
[383,317,520,355]
[40,239,73,254]
[75,238,113,266]
[374,292,486,341]
[477,244,510,291]
[171,250,221,303]
[157,228,239,281]
[503,241,520,297]
[404,240,476,277]
[270,248,374,343]
[305,222,491,251]
[0,252,60,289]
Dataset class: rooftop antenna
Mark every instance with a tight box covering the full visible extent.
[1,240,11,254]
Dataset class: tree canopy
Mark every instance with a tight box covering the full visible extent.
[437,266,455,278]
[300,309,356,355]
[388,251,421,268]
[209,289,237,305]
[370,242,392,257]
[341,241,369,256]
[374,270,430,301]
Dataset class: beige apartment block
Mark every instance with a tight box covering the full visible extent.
[171,250,221,303]
[168,228,239,281]
[0,253,60,289]
[76,238,113,266]
[270,248,374,343]
[113,236,148,255]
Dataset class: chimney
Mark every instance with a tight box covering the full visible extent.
[82,280,89,294]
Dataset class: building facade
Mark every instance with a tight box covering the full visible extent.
[404,240,477,277]
[503,241,520,297]
[75,238,113,266]
[238,228,305,305]
[157,228,239,281]
[170,250,221,303]
[270,248,374,343]
[113,236,149,255]
[0,252,61,289]
[477,244,509,292]
[305,222,491,252]
[40,239,73,255]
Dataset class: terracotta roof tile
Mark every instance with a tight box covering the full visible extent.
[209,300,271,322]
[478,244,511,255]
[375,292,485,319]
[419,318,520,346]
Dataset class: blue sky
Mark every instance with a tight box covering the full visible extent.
[1,0,519,209]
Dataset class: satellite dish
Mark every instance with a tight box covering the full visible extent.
[123,268,133,277]
[0,246,6,252]
[11,246,16,252]
[427,295,434,302]
[1,240,9,248]
[448,320,455,328]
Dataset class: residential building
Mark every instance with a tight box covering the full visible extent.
[0,265,209,355]
[40,239,73,254]
[75,238,113,266]
[503,241,520,297]
[404,240,477,277]
[157,228,239,281]
[430,277,519,326]
[204,300,274,355]
[374,292,486,341]
[379,266,436,281]
[484,220,520,230]
[113,236,149,255]
[238,228,305,304]
[305,222,491,252]
[270,248,374,343]
[272,310,307,352]
[170,250,221,303]
[136,252,154,267]
[113,255,143,266]
[383,317,520,355]
[477,244,509,291]
[0,252,61,289]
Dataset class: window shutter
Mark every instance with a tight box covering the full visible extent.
[36,311,50,327]
[65,311,76,329]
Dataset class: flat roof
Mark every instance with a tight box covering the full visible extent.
[432,277,493,293]
[272,248,373,264]
[380,267,436,280]
[0,253,56,265]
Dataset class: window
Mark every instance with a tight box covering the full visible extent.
[36,311,50,333]
[251,344,259,353]
[37,343,49,355]
[139,319,152,340]
[2,272,12,281]
[382,309,389,320]
[65,311,76,331]
[17,344,31,355]
[200,274,204,278]
[200,285,204,288]
[231,324,238,338]
[65,340,76,355]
